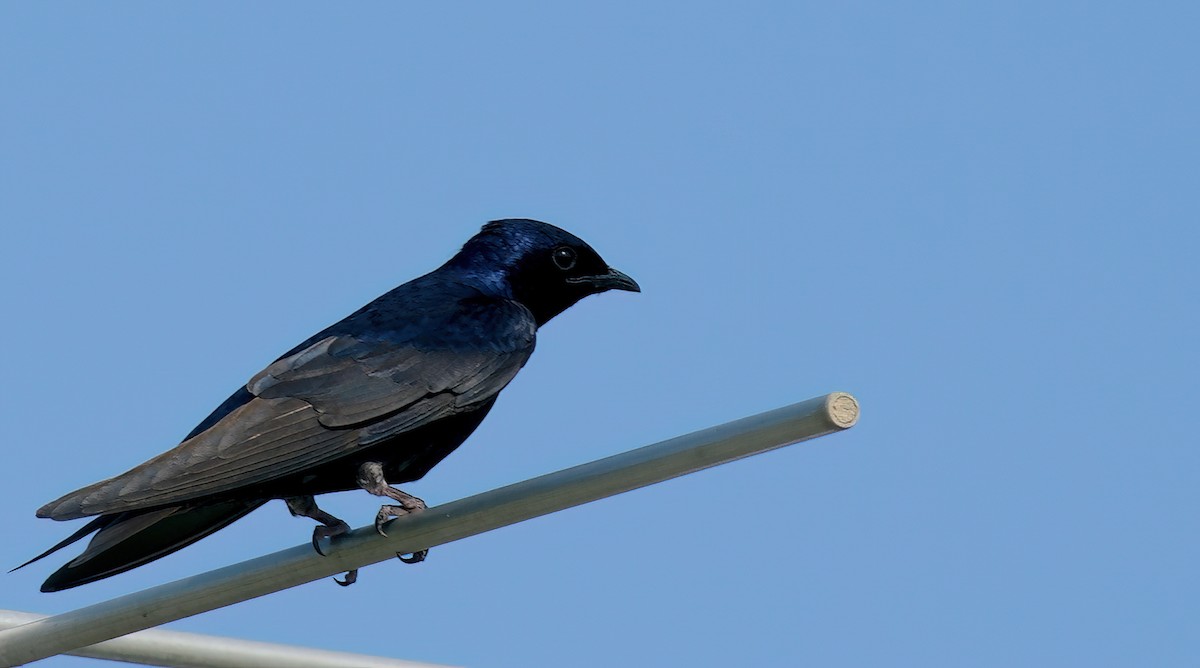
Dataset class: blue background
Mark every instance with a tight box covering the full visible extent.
[2,3,1196,666]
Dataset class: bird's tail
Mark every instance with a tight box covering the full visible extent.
[14,499,267,592]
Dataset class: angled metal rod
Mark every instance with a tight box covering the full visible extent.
[0,392,859,667]
[0,610,454,668]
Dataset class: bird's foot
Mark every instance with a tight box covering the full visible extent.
[357,462,431,564]
[286,496,352,557]
[310,519,351,557]
[283,495,358,586]
[397,550,428,564]
[357,461,426,513]
[376,498,434,537]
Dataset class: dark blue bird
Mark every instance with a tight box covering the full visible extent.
[19,219,639,591]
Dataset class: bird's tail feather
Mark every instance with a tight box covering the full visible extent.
[22,499,267,592]
[11,515,118,573]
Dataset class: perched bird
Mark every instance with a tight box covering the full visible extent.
[18,219,639,591]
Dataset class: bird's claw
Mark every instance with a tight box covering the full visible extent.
[310,520,351,556]
[334,569,358,586]
[375,504,415,536]
[397,549,428,564]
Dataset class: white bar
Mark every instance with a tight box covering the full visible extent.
[0,393,858,667]
[0,610,454,668]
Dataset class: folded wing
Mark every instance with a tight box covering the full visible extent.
[39,298,536,520]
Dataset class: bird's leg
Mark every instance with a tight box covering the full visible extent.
[356,461,427,533]
[285,495,352,554]
[285,495,358,586]
[356,461,429,564]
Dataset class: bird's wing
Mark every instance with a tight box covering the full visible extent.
[40,300,536,520]
[248,333,527,428]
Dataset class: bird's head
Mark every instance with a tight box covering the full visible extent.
[446,218,640,326]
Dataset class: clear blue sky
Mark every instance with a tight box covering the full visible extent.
[2,3,1196,666]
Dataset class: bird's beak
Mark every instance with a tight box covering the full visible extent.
[569,267,641,293]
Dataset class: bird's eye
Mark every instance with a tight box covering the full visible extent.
[552,246,577,271]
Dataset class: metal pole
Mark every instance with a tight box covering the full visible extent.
[0,610,454,668]
[0,392,858,667]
